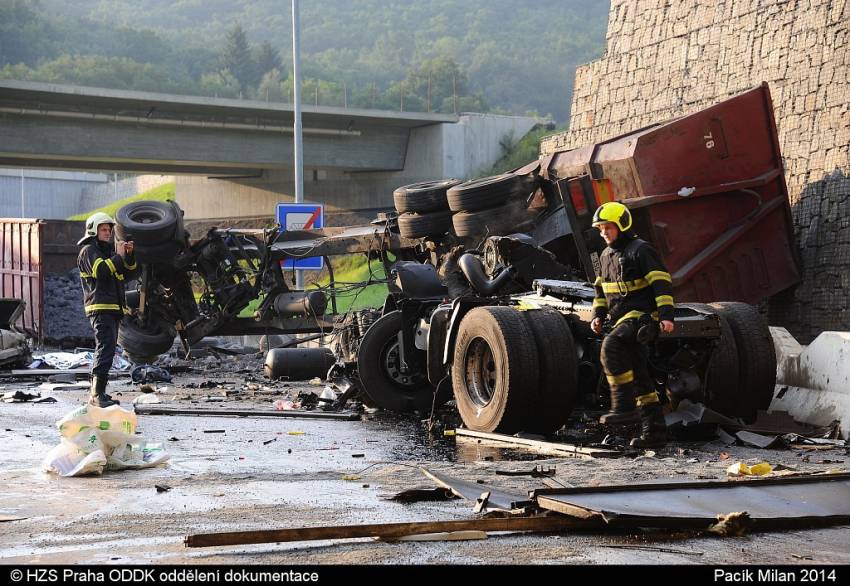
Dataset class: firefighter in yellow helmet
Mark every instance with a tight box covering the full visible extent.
[77,212,137,407]
[590,202,674,448]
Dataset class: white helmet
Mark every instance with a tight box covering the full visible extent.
[78,212,115,245]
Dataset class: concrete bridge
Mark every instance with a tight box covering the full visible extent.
[0,80,538,221]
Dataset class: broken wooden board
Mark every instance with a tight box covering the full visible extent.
[134,406,360,420]
[534,472,850,530]
[454,428,621,459]
[184,515,603,547]
[421,468,530,511]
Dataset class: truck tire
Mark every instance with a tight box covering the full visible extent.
[452,306,539,433]
[132,240,184,265]
[357,310,436,413]
[709,302,777,422]
[115,201,180,245]
[118,316,176,364]
[398,210,453,239]
[452,200,529,238]
[523,308,578,434]
[682,303,741,418]
[393,179,461,213]
[447,173,535,212]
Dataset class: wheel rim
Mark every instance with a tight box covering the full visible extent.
[129,205,164,224]
[382,338,423,388]
[464,336,497,407]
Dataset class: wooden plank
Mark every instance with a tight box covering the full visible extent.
[135,406,360,420]
[184,515,603,548]
[454,428,621,458]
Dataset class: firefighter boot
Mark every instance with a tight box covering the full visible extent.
[89,375,119,408]
[630,403,667,448]
[599,381,640,425]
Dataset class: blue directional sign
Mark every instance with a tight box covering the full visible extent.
[276,203,324,270]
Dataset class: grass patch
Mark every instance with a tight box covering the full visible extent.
[67,182,175,220]
[308,254,389,314]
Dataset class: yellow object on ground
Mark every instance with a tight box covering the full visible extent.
[726,461,773,476]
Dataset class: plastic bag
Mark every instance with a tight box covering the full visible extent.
[43,404,169,477]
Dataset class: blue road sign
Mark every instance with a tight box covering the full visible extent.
[276,203,324,270]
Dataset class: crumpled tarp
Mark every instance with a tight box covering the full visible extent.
[32,351,131,371]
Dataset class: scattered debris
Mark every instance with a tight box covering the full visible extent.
[262,438,277,446]
[47,373,77,384]
[133,394,161,405]
[534,473,850,530]
[708,511,752,536]
[130,365,172,384]
[473,491,491,513]
[454,428,621,459]
[421,468,530,512]
[155,484,172,493]
[33,397,58,404]
[351,453,365,458]
[43,404,169,477]
[3,390,40,403]
[726,462,773,476]
[385,487,457,503]
[495,465,556,478]
[735,431,784,449]
[203,430,226,434]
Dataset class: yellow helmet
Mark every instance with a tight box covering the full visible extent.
[591,202,632,232]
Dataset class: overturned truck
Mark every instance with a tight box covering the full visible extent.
[118,84,800,433]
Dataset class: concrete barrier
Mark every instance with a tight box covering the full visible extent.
[770,329,850,438]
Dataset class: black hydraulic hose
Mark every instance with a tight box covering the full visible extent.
[457,253,514,296]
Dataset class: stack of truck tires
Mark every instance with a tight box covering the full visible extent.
[448,173,535,237]
[393,173,535,239]
[393,180,460,239]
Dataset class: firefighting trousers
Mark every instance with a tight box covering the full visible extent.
[89,313,120,377]
[600,318,655,401]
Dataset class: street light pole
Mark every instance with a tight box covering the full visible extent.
[292,0,305,289]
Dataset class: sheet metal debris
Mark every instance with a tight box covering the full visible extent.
[534,473,850,529]
[421,468,530,512]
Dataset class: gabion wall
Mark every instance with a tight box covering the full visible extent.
[543,0,849,343]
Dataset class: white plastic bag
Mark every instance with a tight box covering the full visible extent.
[44,404,169,477]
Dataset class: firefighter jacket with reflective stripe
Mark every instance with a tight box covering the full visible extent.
[78,239,138,315]
[592,234,675,325]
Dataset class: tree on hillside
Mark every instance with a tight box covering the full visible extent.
[255,41,282,79]
[257,68,287,102]
[200,68,241,98]
[221,23,255,93]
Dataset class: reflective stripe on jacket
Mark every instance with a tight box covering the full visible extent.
[592,235,674,324]
[78,239,138,315]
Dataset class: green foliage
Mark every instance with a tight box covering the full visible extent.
[485,125,566,176]
[222,23,255,92]
[67,182,175,221]
[3,0,610,122]
[308,255,388,313]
